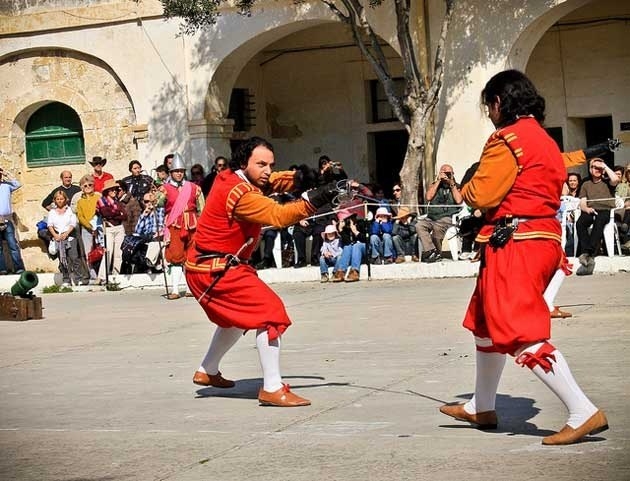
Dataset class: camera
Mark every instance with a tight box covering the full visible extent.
[445,172,452,179]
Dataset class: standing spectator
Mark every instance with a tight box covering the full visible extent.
[319,224,342,282]
[333,211,367,282]
[118,181,142,236]
[391,183,402,216]
[121,160,153,206]
[416,164,462,262]
[369,207,394,264]
[190,164,205,186]
[153,165,169,187]
[575,157,618,275]
[90,156,113,193]
[76,174,101,280]
[41,170,81,211]
[157,153,204,299]
[392,207,419,263]
[47,190,88,286]
[201,156,229,197]
[0,167,25,274]
[96,179,127,280]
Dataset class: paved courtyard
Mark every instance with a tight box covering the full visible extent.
[1,273,629,481]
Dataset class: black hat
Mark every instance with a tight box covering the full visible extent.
[89,156,107,167]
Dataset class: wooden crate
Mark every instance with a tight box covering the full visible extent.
[0,294,43,321]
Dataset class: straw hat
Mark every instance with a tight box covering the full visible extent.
[394,207,414,220]
[102,179,120,193]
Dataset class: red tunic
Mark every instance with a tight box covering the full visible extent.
[185,169,316,340]
[461,117,566,354]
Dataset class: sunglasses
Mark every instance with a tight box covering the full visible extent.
[82,183,94,188]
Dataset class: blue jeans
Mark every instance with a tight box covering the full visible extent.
[370,233,394,259]
[337,242,366,272]
[0,220,25,273]
[319,255,340,274]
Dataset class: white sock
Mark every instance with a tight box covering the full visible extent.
[464,338,506,414]
[543,269,565,312]
[523,343,598,428]
[256,329,283,392]
[169,265,183,294]
[198,327,244,375]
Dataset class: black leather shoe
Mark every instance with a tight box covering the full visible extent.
[293,260,307,268]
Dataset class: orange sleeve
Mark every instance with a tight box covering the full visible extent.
[234,190,316,228]
[267,170,296,194]
[461,136,518,210]
[562,150,586,168]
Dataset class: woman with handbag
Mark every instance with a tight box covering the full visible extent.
[47,190,89,286]
[76,174,102,281]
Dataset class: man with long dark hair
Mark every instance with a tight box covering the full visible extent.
[185,137,336,407]
[439,70,608,445]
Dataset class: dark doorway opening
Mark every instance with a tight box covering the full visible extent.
[584,116,614,166]
[372,130,409,197]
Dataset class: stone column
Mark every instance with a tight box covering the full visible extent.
[188,118,234,172]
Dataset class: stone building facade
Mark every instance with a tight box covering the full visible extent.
[0,0,628,270]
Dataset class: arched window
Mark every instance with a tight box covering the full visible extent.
[25,102,85,167]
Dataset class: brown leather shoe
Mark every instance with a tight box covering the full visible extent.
[439,403,498,430]
[345,268,360,282]
[166,293,181,300]
[332,270,345,282]
[550,307,572,319]
[395,256,405,264]
[411,255,420,262]
[258,384,311,407]
[542,410,609,445]
[192,370,235,388]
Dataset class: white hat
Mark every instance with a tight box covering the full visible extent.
[321,224,338,239]
[375,207,392,217]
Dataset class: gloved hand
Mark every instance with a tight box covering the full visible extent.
[293,164,319,193]
[582,139,620,159]
[303,182,338,208]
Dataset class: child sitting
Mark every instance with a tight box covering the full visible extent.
[319,224,343,282]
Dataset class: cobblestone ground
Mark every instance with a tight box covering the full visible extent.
[1,274,628,481]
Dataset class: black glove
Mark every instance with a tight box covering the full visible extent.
[304,182,338,208]
[293,164,319,193]
[582,139,619,159]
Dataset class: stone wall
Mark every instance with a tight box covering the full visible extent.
[0,48,136,271]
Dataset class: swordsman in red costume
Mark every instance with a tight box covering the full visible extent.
[439,70,608,445]
[185,137,336,407]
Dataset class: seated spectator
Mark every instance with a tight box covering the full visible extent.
[319,224,343,282]
[255,193,295,270]
[561,172,582,256]
[392,207,419,263]
[121,160,154,206]
[575,158,619,275]
[334,211,367,282]
[41,170,81,211]
[47,190,88,286]
[457,208,484,260]
[613,165,629,247]
[416,164,462,263]
[370,207,394,264]
[96,179,128,280]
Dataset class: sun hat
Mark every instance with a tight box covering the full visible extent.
[321,224,339,239]
[393,207,414,219]
[102,179,120,193]
[375,207,392,217]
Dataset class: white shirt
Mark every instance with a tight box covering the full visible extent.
[47,207,77,238]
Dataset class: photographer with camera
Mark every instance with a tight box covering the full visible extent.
[0,167,25,274]
[415,164,462,262]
